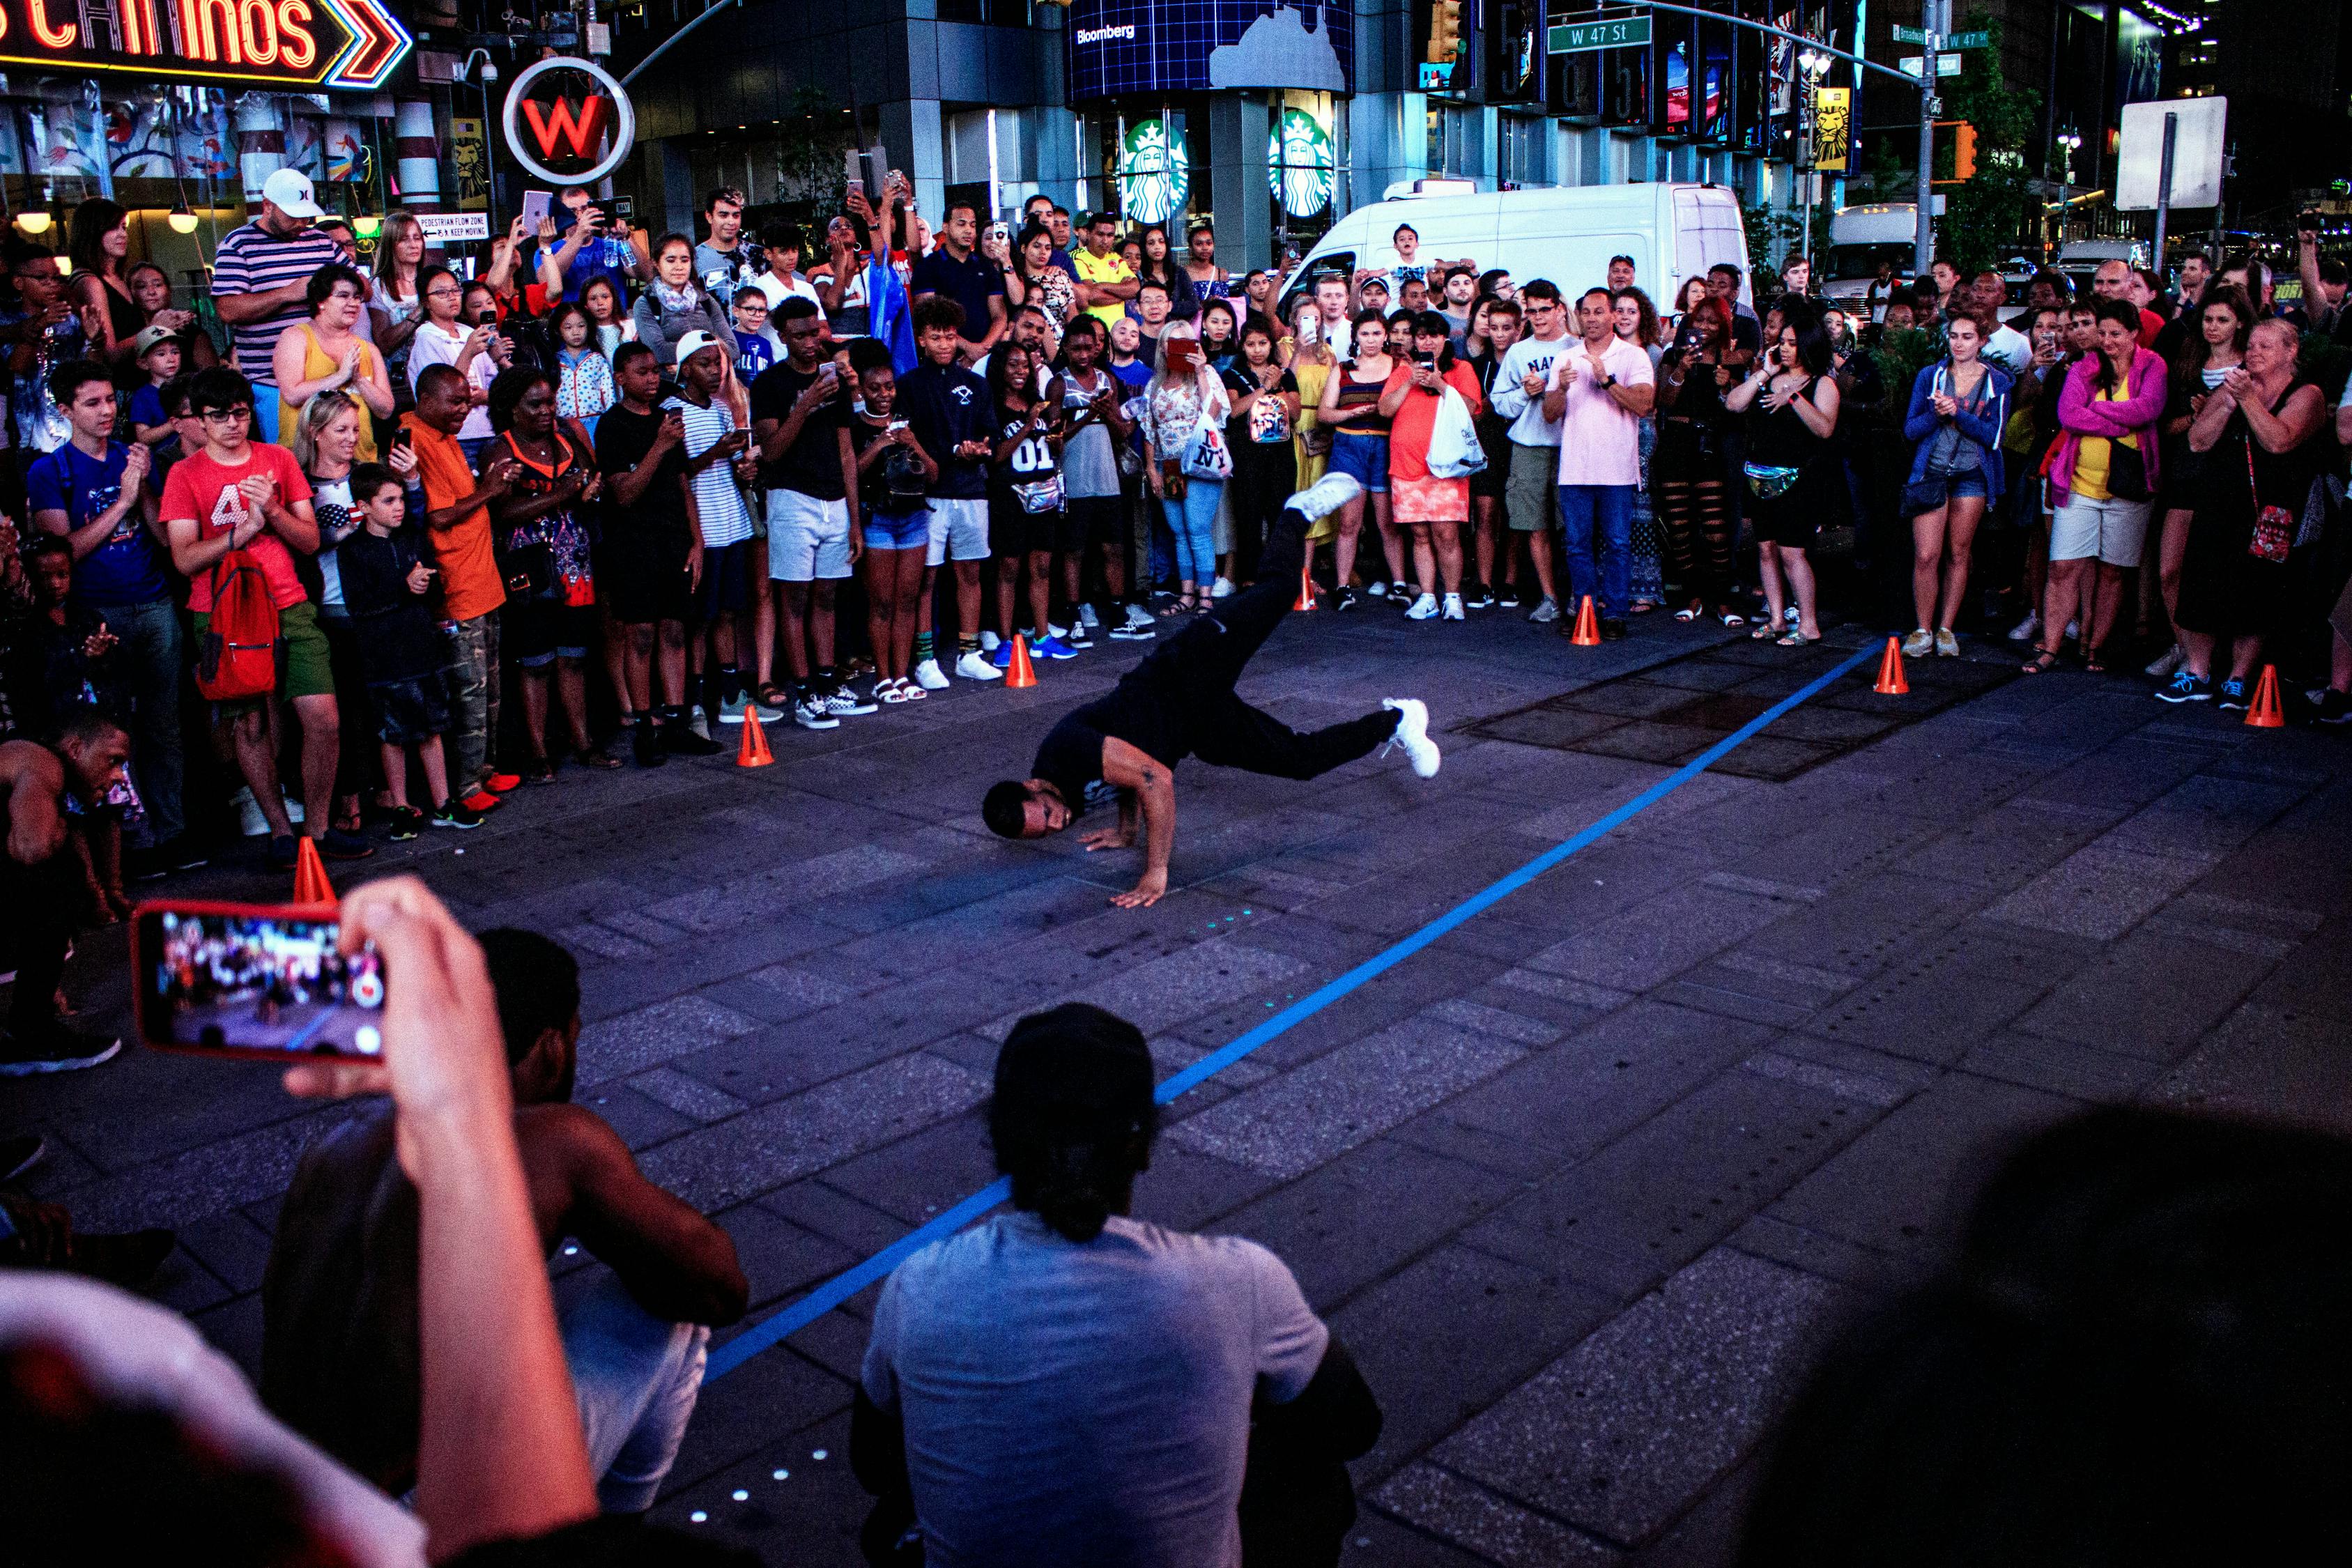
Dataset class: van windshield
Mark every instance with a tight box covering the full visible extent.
[1825,241,1914,282]
[1278,251,1355,326]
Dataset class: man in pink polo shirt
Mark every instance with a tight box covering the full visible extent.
[1541,286,1655,639]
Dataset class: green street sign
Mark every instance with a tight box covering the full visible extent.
[1892,24,1929,43]
[1548,16,1652,53]
[1945,29,1990,49]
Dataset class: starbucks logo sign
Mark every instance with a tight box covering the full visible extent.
[1117,119,1190,225]
[1267,107,1336,218]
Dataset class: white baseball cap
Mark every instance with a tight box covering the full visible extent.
[261,168,323,220]
[673,330,726,366]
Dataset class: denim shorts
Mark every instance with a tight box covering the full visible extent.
[1903,468,1990,516]
[1326,429,1390,494]
[863,509,931,551]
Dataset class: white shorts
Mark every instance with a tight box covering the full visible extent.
[2050,492,2152,567]
[767,489,853,581]
[926,495,991,567]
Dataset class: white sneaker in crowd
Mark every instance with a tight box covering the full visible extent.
[1406,592,1440,620]
[1210,577,1236,599]
[913,658,951,691]
[2145,642,2185,680]
[1528,597,1560,624]
[2008,610,2041,643]
[979,630,1001,653]
[1440,593,1466,622]
[1077,604,1102,629]
[955,650,1004,682]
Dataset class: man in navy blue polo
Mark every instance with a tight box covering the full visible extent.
[909,203,1007,369]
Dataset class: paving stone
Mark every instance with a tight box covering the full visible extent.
[817,1112,1000,1227]
[709,1202,863,1312]
[2146,1004,2352,1135]
[560,920,654,961]
[56,1108,337,1231]
[1739,1049,1915,1109]
[1982,843,2215,941]
[1767,1073,2080,1263]
[576,995,766,1088]
[636,1055,992,1210]
[975,937,1309,1043]
[2098,773,2310,861]
[654,1412,877,1563]
[627,1066,752,1123]
[1465,1063,1875,1294]
[1375,1463,1622,1566]
[1735,872,1996,982]
[662,1343,853,1500]
[1493,967,1637,1013]
[1955,1031,2171,1103]
[2010,924,2277,1059]
[1893,797,2124,891]
[582,1084,702,1151]
[1726,1213,1914,1296]
[1335,1245,1623,1484]
[1522,884,1799,993]
[174,1207,279,1296]
[1221,1141,1521,1312]
[1168,1017,1525,1178]
[1428,1249,1843,1548]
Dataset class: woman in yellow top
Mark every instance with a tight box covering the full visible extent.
[274,263,396,463]
[1286,296,1339,577]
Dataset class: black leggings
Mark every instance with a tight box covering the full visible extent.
[1228,440,1299,586]
[1146,508,1397,780]
[1657,477,1735,608]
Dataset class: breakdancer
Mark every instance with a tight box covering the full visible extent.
[983,473,1440,907]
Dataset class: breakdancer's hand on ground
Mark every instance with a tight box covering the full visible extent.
[1080,826,1135,852]
[1111,868,1169,909]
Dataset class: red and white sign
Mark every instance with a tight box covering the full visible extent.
[500,55,636,188]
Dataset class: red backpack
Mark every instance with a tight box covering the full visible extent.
[195,549,283,702]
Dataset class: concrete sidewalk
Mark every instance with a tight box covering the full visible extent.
[15,601,2350,1566]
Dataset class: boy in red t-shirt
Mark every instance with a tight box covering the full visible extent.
[162,367,371,869]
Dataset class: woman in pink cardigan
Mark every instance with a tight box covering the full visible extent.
[2025,298,2167,672]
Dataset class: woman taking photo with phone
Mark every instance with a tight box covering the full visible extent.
[1141,321,1232,614]
[1900,312,2011,657]
[1724,305,1840,646]
[1653,296,1742,625]
[1315,311,1399,610]
[1225,318,1300,589]
[1376,311,1484,621]
[1004,222,1079,337]
[406,268,502,465]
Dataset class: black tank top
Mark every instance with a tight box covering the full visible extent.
[1745,376,1827,468]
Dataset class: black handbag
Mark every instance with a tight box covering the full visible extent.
[2105,438,2151,502]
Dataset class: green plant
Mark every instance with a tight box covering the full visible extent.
[1868,325,1944,408]
[769,86,855,236]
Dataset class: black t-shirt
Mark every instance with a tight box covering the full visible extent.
[337,528,447,684]
[749,362,850,499]
[595,404,692,545]
[1031,657,1191,809]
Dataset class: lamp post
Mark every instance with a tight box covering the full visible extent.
[1797,45,1834,271]
[2054,130,2082,256]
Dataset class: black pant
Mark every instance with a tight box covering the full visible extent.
[1228,440,1298,586]
[1144,509,1397,780]
[1,833,78,1038]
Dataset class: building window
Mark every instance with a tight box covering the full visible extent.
[1500,114,1546,188]
[937,0,1030,24]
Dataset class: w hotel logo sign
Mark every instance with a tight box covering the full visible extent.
[0,0,412,90]
[502,56,636,187]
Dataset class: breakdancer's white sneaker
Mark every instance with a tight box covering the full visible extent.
[1382,698,1442,778]
[1286,472,1362,525]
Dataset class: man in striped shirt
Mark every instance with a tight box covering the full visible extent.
[209,169,341,443]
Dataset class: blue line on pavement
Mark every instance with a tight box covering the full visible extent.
[705,642,1882,1380]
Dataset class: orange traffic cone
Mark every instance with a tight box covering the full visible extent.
[2244,663,2286,728]
[1567,594,1602,647]
[736,703,776,767]
[1873,636,1910,695]
[291,835,336,906]
[1004,633,1038,689]
[1294,566,1319,612]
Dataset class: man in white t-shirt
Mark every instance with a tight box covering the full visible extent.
[1312,271,1353,357]
[1489,279,1573,620]
[854,1004,1380,1567]
[749,222,824,314]
[1542,286,1656,639]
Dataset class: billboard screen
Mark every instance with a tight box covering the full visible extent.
[1067,0,1355,102]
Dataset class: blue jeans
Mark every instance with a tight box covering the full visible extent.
[1557,484,1635,620]
[102,599,185,844]
[1162,475,1224,587]
[562,1270,711,1513]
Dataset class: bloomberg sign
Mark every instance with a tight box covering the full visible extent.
[1066,0,1354,102]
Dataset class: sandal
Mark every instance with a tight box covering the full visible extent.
[900,679,928,700]
[2082,648,2107,675]
[2021,650,2061,675]
[1719,610,1746,627]
[574,744,623,771]
[878,678,909,705]
[524,756,558,785]
[1750,622,1779,640]
[1776,631,1822,647]
[756,683,793,710]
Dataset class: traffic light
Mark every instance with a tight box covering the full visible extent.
[1428,0,1463,64]
[1932,120,1978,183]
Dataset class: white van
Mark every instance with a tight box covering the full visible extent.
[1279,183,1751,321]
[1822,203,1924,316]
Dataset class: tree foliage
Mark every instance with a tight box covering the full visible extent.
[1939,13,2043,274]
